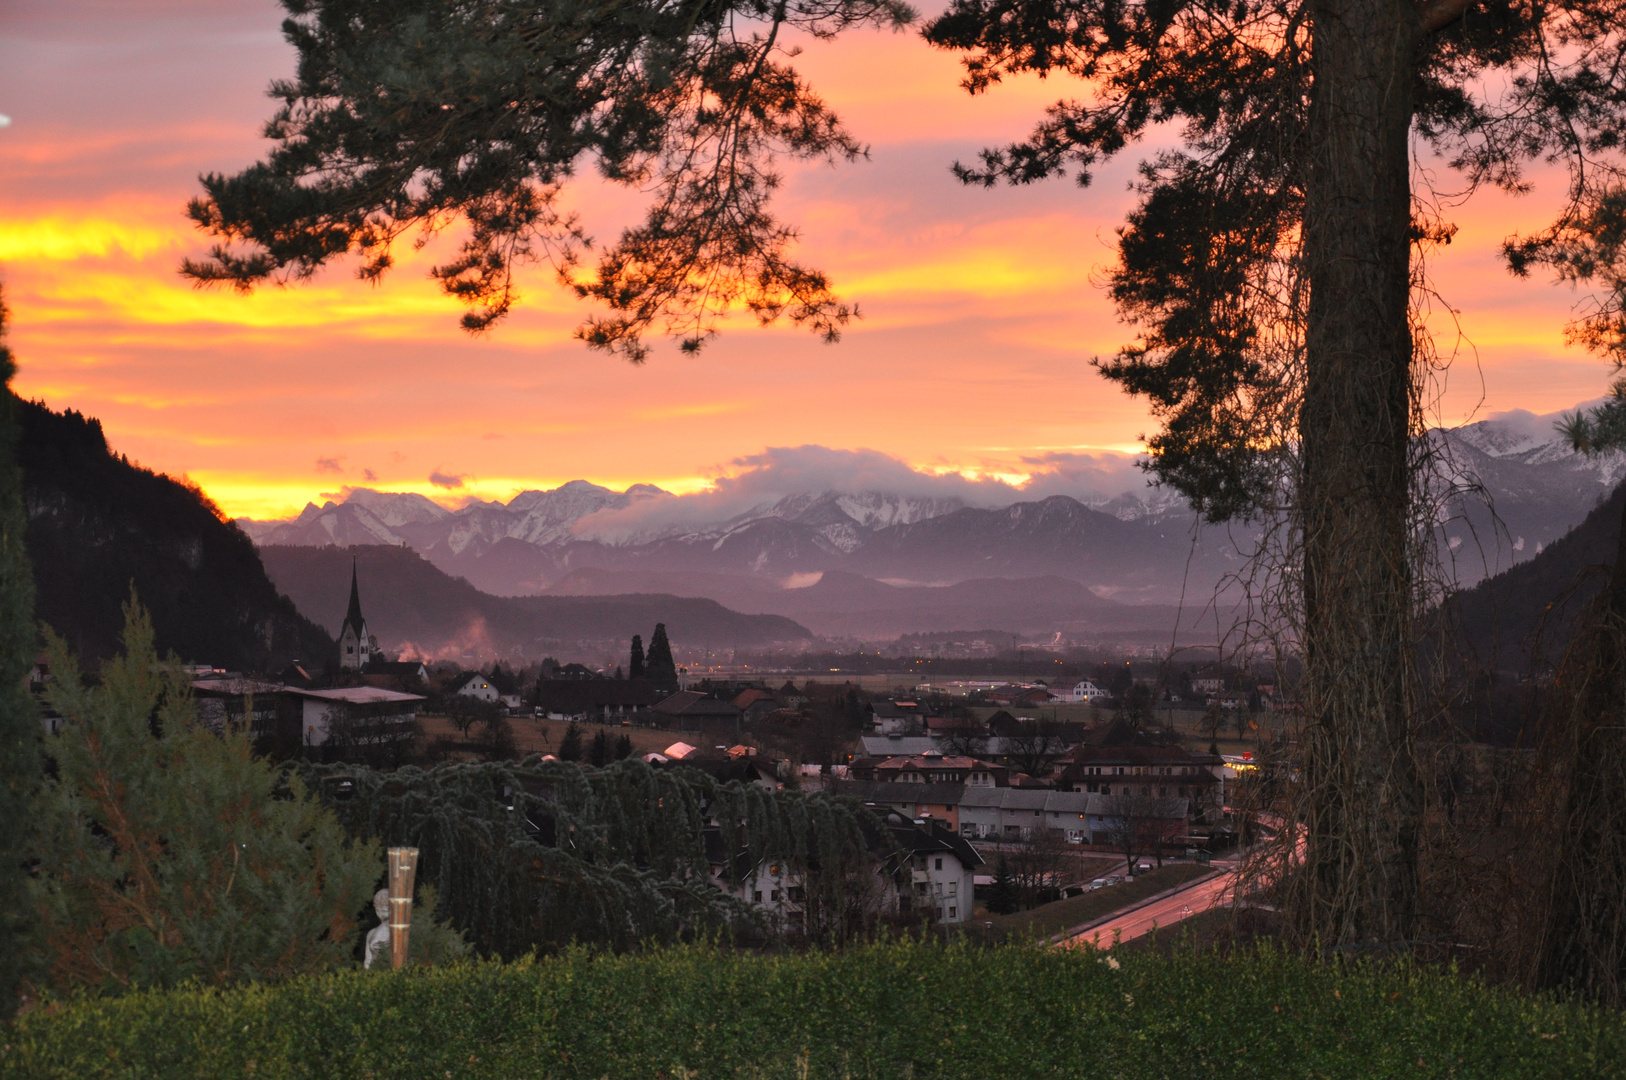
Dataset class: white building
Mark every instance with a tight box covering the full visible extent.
[1070,680,1109,703]
[455,673,502,702]
[289,685,425,748]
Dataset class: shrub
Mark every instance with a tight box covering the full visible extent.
[4,940,1623,1079]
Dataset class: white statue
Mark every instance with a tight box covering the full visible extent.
[363,888,391,969]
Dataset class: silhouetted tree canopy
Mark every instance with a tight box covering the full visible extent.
[923,0,1626,520]
[645,622,677,688]
[183,0,912,359]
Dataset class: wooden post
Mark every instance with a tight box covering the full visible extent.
[388,846,418,970]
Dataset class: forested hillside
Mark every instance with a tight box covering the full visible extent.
[1451,480,1625,675]
[18,398,332,671]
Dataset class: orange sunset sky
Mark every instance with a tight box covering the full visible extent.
[0,0,1615,520]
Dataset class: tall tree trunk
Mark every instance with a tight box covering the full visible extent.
[1296,0,1421,946]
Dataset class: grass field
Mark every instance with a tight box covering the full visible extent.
[5,940,1622,1079]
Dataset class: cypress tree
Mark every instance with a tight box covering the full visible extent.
[0,289,38,1018]
[645,624,677,690]
[589,728,610,768]
[629,634,645,681]
[615,734,633,760]
[558,723,584,762]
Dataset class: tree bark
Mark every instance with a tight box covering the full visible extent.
[1297,0,1422,946]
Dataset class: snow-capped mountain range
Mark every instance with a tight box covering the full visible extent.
[239,406,1626,609]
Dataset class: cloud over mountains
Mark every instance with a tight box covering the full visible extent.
[560,444,1160,543]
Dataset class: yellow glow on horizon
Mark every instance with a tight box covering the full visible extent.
[0,215,178,262]
[191,472,721,521]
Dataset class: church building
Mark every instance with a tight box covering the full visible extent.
[338,561,377,670]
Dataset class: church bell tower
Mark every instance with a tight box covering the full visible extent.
[338,559,373,670]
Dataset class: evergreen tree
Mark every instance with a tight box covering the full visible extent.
[487,661,519,696]
[302,757,895,955]
[181,0,908,357]
[30,598,384,993]
[615,734,633,761]
[0,290,38,1019]
[1533,397,1626,1000]
[986,856,1018,916]
[629,634,645,681]
[645,624,677,689]
[558,723,584,762]
[589,729,610,768]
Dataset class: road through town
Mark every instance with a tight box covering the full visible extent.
[1062,867,1238,951]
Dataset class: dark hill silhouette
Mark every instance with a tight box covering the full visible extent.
[1451,479,1625,675]
[258,544,812,662]
[18,398,332,670]
[540,566,1189,638]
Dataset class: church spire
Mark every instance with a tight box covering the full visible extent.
[343,557,365,636]
[339,557,372,670]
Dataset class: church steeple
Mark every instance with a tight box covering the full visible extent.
[338,558,372,670]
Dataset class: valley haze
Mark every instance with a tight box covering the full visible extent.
[242,406,1625,653]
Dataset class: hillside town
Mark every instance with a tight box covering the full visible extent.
[26,561,1274,937]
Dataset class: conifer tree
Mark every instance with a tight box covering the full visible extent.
[629,634,645,681]
[0,289,39,1019]
[986,856,1018,916]
[303,757,895,955]
[645,624,677,690]
[30,597,382,993]
[558,722,584,762]
[589,728,610,768]
[615,734,634,761]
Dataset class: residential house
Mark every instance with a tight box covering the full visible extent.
[860,733,938,758]
[363,658,429,690]
[985,685,1057,708]
[1070,680,1109,703]
[708,816,982,930]
[958,788,1091,842]
[869,700,918,734]
[835,780,966,832]
[289,685,425,755]
[535,679,660,722]
[868,754,1007,788]
[1056,744,1224,820]
[191,676,288,735]
[649,690,743,728]
[454,672,502,703]
[732,688,782,725]
[892,819,982,923]
[957,787,1189,846]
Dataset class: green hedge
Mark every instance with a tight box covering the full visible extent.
[4,941,1622,1079]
